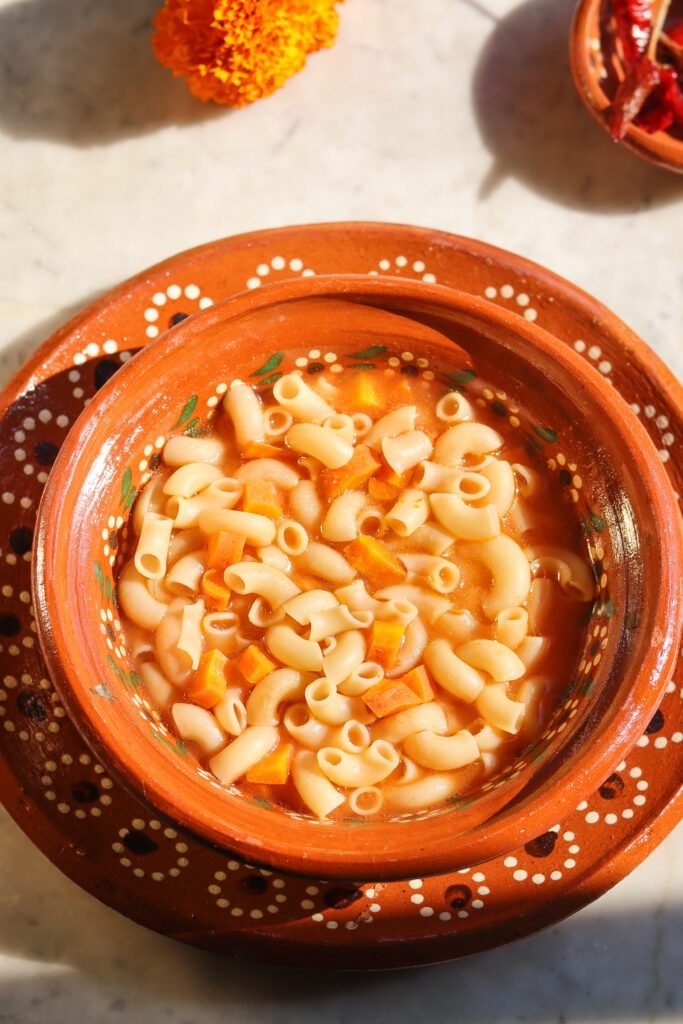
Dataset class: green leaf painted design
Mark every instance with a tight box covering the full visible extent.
[447,368,477,386]
[349,345,387,360]
[124,486,137,511]
[582,677,594,696]
[128,670,140,690]
[625,610,641,630]
[176,739,189,757]
[603,597,616,619]
[258,371,283,388]
[91,683,115,701]
[252,795,273,810]
[342,817,369,827]
[94,560,105,595]
[351,362,376,371]
[590,511,607,533]
[174,394,198,428]
[105,576,111,603]
[532,745,549,763]
[580,517,591,537]
[107,653,125,681]
[534,425,558,443]
[447,796,474,810]
[525,433,544,451]
[251,352,284,377]
[120,467,132,504]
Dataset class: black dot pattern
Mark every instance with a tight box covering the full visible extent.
[524,832,557,858]
[34,441,59,466]
[559,468,572,486]
[599,773,625,800]
[123,831,159,855]
[446,884,472,909]
[169,312,189,326]
[17,692,47,720]
[323,886,363,909]
[71,781,100,803]
[306,362,325,374]
[9,527,33,555]
[646,709,664,734]
[240,875,268,894]
[0,613,21,637]
[94,359,121,391]
[400,363,419,376]
[490,400,507,417]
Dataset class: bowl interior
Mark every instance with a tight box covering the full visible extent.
[34,276,680,879]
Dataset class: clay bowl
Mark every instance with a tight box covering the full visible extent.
[33,274,683,881]
[570,0,683,173]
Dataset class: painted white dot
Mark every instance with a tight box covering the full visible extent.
[598,360,612,374]
[20,498,32,509]
[662,433,675,446]
[84,343,100,358]
[119,351,132,362]
[471,899,485,908]
[457,910,469,919]
[2,493,14,505]
[73,353,86,365]
[531,874,545,885]
[13,430,25,444]
[587,345,601,360]
[477,886,490,896]
[199,296,214,309]
[395,255,408,267]
[14,448,26,461]
[513,869,528,881]
[472,872,486,883]
[410,893,424,904]
[568,844,580,855]
[516,293,530,307]
[631,403,641,414]
[671,732,683,743]
[604,813,618,825]
[369,903,381,913]
[145,325,159,339]
[439,911,452,921]
[408,879,423,889]
[637,735,650,747]
[184,284,200,300]
[500,284,514,298]
[73,387,84,398]
[524,308,538,322]
[412,260,426,273]
[644,404,656,418]
[484,286,497,299]
[576,800,588,811]
[271,256,286,270]
[325,920,339,930]
[422,272,437,284]
[564,859,576,869]
[289,258,303,272]
[247,277,261,290]
[629,767,642,778]
[23,464,34,475]
[272,878,285,889]
[573,340,586,354]
[256,264,270,277]
[563,831,575,841]
[585,811,599,824]
[622,808,634,819]
[419,906,435,917]
[144,308,159,323]
[56,415,69,428]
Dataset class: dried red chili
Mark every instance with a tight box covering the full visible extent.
[612,0,653,62]
[609,57,662,138]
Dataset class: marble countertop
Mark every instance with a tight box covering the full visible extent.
[0,0,681,1019]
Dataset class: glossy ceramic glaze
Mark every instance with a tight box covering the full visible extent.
[32,271,683,882]
[570,0,683,174]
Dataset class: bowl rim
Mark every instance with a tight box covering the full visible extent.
[33,272,683,880]
[570,0,683,173]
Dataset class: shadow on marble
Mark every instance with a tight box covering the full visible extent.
[471,0,683,212]
[0,296,105,391]
[1,812,682,1022]
[0,0,223,146]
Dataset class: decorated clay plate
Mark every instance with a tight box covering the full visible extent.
[0,223,681,969]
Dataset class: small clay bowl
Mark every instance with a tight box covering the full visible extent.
[33,274,683,881]
[571,0,683,173]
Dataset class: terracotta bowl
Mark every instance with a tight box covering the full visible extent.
[32,274,683,881]
[570,0,683,173]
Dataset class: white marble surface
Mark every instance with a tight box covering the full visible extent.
[0,0,681,1019]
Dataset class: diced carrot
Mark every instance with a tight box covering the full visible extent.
[351,373,383,410]
[223,659,244,688]
[367,477,400,503]
[377,462,413,489]
[238,644,278,685]
[398,665,435,702]
[321,444,381,499]
[343,535,406,588]
[362,678,421,718]
[366,619,407,669]
[200,569,232,611]
[187,649,228,709]
[245,743,294,784]
[242,441,283,459]
[242,479,283,519]
[206,530,245,571]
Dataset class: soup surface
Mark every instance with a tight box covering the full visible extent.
[118,365,593,819]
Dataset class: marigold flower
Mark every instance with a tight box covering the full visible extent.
[152,0,344,107]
